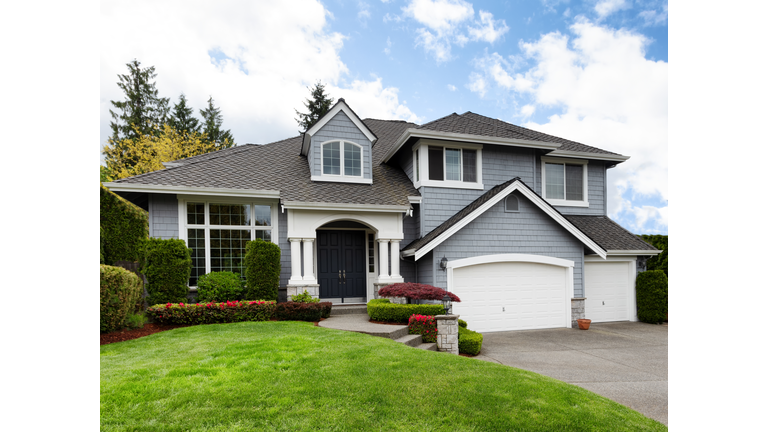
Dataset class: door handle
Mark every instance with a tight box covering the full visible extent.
[343,269,346,283]
[338,270,341,282]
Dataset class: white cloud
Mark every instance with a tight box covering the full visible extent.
[594,0,631,19]
[638,9,667,26]
[100,0,417,153]
[520,104,536,117]
[384,37,392,55]
[358,1,372,24]
[466,72,487,97]
[468,10,509,44]
[447,84,457,91]
[403,0,474,32]
[471,19,667,232]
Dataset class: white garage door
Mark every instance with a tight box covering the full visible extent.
[585,261,631,323]
[452,261,570,333]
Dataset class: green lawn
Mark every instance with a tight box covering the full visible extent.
[101,321,667,431]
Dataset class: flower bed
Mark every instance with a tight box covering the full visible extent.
[408,314,437,343]
[146,300,276,325]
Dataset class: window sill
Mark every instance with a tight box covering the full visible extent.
[545,199,590,208]
[311,175,373,185]
[415,179,484,190]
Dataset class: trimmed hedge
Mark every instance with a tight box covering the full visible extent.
[640,234,668,277]
[101,265,143,333]
[319,302,332,319]
[367,298,446,323]
[244,239,281,301]
[100,184,148,265]
[458,326,483,356]
[275,302,323,322]
[196,271,244,302]
[636,270,668,324]
[458,319,467,328]
[141,238,192,305]
[147,300,276,325]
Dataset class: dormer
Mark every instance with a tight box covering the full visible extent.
[301,99,377,184]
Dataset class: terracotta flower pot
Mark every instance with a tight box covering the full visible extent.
[577,319,591,330]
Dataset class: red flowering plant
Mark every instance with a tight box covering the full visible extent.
[147,300,276,325]
[408,314,437,343]
[378,283,461,303]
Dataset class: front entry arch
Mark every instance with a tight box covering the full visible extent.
[317,230,367,303]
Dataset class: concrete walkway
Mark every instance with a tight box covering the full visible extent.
[318,310,437,350]
[474,322,668,426]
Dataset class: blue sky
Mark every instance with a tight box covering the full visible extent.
[100,0,668,234]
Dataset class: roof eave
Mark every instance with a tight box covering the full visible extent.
[546,149,630,163]
[103,183,281,199]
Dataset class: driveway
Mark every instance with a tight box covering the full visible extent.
[474,322,668,426]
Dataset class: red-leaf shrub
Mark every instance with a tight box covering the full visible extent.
[275,302,323,322]
[146,300,276,325]
[408,314,437,343]
[378,283,461,302]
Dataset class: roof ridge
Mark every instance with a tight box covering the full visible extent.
[417,112,459,129]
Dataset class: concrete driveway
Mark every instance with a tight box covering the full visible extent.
[474,321,668,426]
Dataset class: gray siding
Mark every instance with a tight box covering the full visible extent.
[149,194,179,239]
[310,111,373,179]
[424,191,586,297]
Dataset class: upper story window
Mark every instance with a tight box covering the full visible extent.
[541,156,589,207]
[413,140,483,190]
[322,140,362,177]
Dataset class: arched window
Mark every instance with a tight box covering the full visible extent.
[505,195,519,212]
[322,140,362,177]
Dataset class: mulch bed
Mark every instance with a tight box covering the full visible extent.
[101,323,192,345]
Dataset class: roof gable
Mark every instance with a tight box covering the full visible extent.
[402,177,607,260]
[301,98,377,156]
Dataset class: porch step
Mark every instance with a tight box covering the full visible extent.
[394,334,423,348]
[329,305,368,316]
[416,342,438,351]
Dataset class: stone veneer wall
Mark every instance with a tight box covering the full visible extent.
[436,314,459,354]
[571,298,585,328]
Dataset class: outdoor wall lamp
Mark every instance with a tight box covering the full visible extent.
[439,255,448,271]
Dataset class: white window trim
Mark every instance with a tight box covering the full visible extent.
[412,139,484,190]
[177,195,279,287]
[312,139,372,184]
[541,156,589,207]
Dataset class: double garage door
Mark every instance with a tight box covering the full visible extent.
[451,257,572,333]
[450,256,634,333]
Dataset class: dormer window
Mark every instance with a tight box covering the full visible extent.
[313,140,371,184]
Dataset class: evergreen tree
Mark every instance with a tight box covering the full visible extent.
[169,93,201,137]
[108,59,170,141]
[200,96,235,148]
[295,81,334,133]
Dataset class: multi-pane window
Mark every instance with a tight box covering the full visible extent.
[427,146,478,183]
[185,201,273,286]
[367,233,375,273]
[322,141,362,177]
[544,162,585,202]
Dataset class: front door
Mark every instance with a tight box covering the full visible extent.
[317,230,367,302]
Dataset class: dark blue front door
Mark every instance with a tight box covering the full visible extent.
[317,230,367,301]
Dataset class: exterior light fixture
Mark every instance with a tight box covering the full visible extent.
[440,255,448,270]
[442,294,452,315]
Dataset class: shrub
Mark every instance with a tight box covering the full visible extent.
[141,238,192,305]
[101,265,144,333]
[459,326,483,356]
[147,300,276,325]
[367,298,446,323]
[458,319,467,328]
[378,283,461,303]
[291,290,320,303]
[636,270,668,324]
[275,302,323,322]
[639,234,668,277]
[125,313,147,329]
[408,314,437,343]
[319,302,333,319]
[244,239,281,301]
[100,184,148,265]
[196,271,244,302]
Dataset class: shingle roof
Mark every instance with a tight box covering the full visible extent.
[112,119,420,207]
[564,215,659,252]
[417,112,622,156]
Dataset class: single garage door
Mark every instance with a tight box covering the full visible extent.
[585,261,632,323]
[452,261,570,333]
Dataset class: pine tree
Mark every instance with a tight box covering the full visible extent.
[295,81,335,133]
[108,59,170,141]
[169,93,201,137]
[200,96,235,148]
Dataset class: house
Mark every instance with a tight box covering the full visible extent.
[105,98,660,333]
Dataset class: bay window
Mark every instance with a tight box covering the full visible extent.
[182,200,275,286]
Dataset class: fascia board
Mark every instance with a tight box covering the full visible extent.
[281,201,410,213]
[383,129,562,163]
[605,250,662,256]
[301,101,377,156]
[413,180,607,261]
[547,149,630,162]
[407,196,423,204]
[103,183,281,199]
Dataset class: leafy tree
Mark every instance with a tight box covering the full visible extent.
[103,124,224,180]
[295,80,334,133]
[200,96,235,148]
[169,93,201,138]
[109,59,170,142]
[100,165,114,183]
[639,234,668,277]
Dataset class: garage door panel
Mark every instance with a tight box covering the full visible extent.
[585,262,630,323]
[452,261,568,332]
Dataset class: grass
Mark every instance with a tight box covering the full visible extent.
[101,321,667,431]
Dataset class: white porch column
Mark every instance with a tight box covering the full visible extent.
[390,240,400,278]
[302,238,316,282]
[288,238,302,284]
[378,239,389,279]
